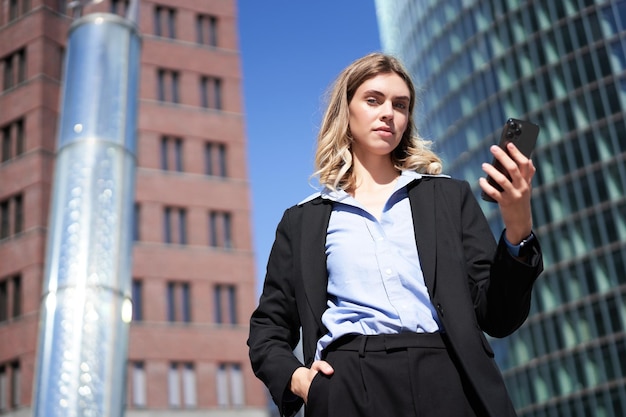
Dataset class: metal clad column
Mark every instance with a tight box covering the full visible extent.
[33,12,141,417]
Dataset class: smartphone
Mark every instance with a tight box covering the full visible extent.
[481,118,540,203]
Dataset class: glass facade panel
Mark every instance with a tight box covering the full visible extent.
[376,0,626,414]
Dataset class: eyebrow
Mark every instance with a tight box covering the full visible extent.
[362,89,410,101]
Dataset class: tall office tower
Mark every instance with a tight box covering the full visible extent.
[0,1,267,416]
[375,0,626,415]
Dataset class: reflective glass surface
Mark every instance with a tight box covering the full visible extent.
[375,0,626,415]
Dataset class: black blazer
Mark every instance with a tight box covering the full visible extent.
[248,176,543,417]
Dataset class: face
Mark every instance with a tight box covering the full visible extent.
[348,72,411,159]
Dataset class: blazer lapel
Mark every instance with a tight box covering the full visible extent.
[299,199,332,326]
[408,179,438,296]
[297,185,438,328]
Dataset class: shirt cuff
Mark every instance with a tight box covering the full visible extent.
[503,231,534,257]
[504,237,521,257]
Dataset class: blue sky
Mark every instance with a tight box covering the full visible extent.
[238,2,382,293]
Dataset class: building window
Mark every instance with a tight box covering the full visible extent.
[1,127,9,162]
[200,76,222,110]
[55,46,65,81]
[0,201,8,239]
[130,361,146,407]
[214,284,237,325]
[160,136,183,172]
[1,118,24,163]
[216,363,244,407]
[13,195,22,235]
[0,282,6,323]
[154,5,176,39]
[167,362,180,408]
[196,14,218,46]
[11,276,20,319]
[0,360,20,411]
[166,281,191,323]
[204,142,227,177]
[182,363,196,407]
[8,0,29,22]
[209,211,232,248]
[133,203,140,241]
[0,275,22,323]
[56,0,66,14]
[131,279,142,321]
[157,69,179,103]
[10,362,18,408]
[110,0,129,17]
[0,195,23,240]
[164,206,187,245]
[0,365,5,411]
[168,362,196,408]
[2,48,26,91]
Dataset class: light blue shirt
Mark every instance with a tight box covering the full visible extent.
[301,171,443,360]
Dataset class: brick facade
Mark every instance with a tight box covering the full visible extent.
[0,1,266,415]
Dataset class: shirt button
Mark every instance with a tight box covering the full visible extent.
[385,268,392,275]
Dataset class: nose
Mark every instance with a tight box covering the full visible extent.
[380,101,394,120]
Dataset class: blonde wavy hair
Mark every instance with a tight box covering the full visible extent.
[314,53,442,191]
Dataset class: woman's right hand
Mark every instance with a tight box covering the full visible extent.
[290,360,334,404]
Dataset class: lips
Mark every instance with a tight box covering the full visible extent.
[374,126,394,135]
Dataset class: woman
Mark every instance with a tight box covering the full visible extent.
[248,53,543,417]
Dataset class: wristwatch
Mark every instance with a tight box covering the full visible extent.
[517,232,535,258]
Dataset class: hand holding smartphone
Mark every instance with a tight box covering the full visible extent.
[481,118,540,203]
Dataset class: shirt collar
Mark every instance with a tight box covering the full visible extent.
[298,170,449,206]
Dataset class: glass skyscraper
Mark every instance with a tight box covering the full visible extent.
[375,0,626,415]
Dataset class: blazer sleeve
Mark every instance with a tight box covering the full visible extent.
[459,181,544,337]
[247,208,305,417]
[481,230,543,336]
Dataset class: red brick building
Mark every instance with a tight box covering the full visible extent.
[0,0,267,415]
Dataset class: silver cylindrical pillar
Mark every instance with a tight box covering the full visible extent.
[33,12,141,417]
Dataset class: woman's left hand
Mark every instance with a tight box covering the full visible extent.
[479,142,535,244]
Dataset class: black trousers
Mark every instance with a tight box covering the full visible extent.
[305,332,487,417]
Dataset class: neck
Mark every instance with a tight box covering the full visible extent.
[349,154,400,220]
[351,153,399,192]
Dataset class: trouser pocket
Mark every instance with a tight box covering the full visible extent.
[305,372,330,417]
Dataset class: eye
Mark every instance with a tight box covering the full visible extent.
[394,102,407,110]
[366,97,378,105]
